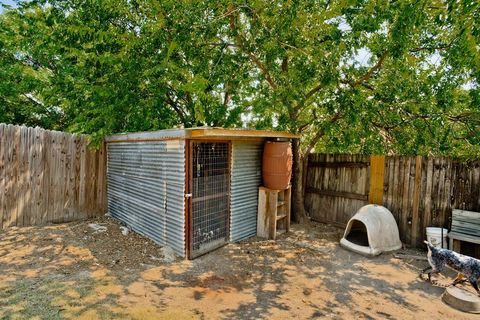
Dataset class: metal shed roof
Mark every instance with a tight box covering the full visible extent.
[105,127,300,143]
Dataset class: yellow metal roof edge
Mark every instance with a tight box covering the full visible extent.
[189,127,300,139]
[105,127,300,142]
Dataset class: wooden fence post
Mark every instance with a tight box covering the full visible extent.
[411,155,423,246]
[368,155,385,205]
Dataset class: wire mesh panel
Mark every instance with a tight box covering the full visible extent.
[190,142,230,258]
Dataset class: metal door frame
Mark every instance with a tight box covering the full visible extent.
[186,139,231,259]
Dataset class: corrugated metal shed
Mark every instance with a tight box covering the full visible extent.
[230,141,263,242]
[107,140,185,256]
[106,127,298,258]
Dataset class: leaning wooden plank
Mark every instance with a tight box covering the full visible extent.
[73,135,82,220]
[443,158,453,226]
[58,131,67,222]
[45,130,54,223]
[91,143,100,216]
[415,156,428,247]
[423,157,434,234]
[431,157,442,225]
[0,124,5,229]
[78,135,87,217]
[26,126,35,226]
[398,157,408,243]
[24,127,31,226]
[40,129,49,224]
[4,125,13,227]
[64,134,75,221]
[99,142,108,214]
[392,156,401,222]
[406,156,416,246]
[15,126,24,226]
[411,156,422,247]
[56,131,64,222]
[12,125,21,227]
[50,131,60,222]
[33,127,43,226]
[85,140,96,218]
[438,157,449,228]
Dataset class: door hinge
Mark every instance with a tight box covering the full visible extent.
[185,193,192,199]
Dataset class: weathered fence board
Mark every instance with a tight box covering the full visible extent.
[305,153,480,248]
[304,154,371,226]
[0,124,107,229]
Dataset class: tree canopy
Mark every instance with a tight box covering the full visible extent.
[0,0,479,158]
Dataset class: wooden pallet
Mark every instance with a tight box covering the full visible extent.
[257,187,291,240]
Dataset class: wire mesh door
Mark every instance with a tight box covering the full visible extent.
[189,141,230,258]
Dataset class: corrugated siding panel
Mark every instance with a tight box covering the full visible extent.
[230,141,263,242]
[107,141,185,257]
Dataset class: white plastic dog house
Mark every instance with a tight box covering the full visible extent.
[340,204,402,256]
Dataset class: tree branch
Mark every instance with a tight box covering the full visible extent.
[227,4,277,90]
[302,111,343,155]
[294,82,325,113]
[165,92,187,125]
[351,52,388,88]
[409,45,451,53]
[246,52,277,89]
[305,83,324,101]
[341,79,375,91]
[298,53,386,113]
[281,56,288,73]
[298,122,311,133]
[447,112,480,124]
[223,82,230,107]
[21,93,44,107]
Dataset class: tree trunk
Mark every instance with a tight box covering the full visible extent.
[291,139,308,223]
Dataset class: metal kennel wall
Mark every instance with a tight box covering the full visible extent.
[107,139,186,256]
[105,128,298,258]
[230,141,263,242]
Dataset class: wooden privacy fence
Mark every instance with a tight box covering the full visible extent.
[0,124,107,229]
[304,154,480,248]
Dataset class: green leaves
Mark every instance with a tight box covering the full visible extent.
[0,0,478,157]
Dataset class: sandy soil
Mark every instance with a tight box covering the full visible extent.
[0,216,478,320]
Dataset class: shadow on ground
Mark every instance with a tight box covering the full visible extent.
[0,218,476,319]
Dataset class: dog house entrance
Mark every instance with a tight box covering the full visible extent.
[345,220,370,247]
[189,142,230,258]
[340,205,402,256]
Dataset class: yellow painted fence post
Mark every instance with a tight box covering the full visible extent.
[368,155,385,205]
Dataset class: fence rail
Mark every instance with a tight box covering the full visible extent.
[305,153,480,247]
[0,124,107,229]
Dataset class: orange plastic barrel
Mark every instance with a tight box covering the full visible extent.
[262,141,293,190]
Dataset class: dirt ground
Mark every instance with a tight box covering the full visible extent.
[0,216,478,320]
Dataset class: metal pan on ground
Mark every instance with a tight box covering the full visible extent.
[442,286,480,313]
